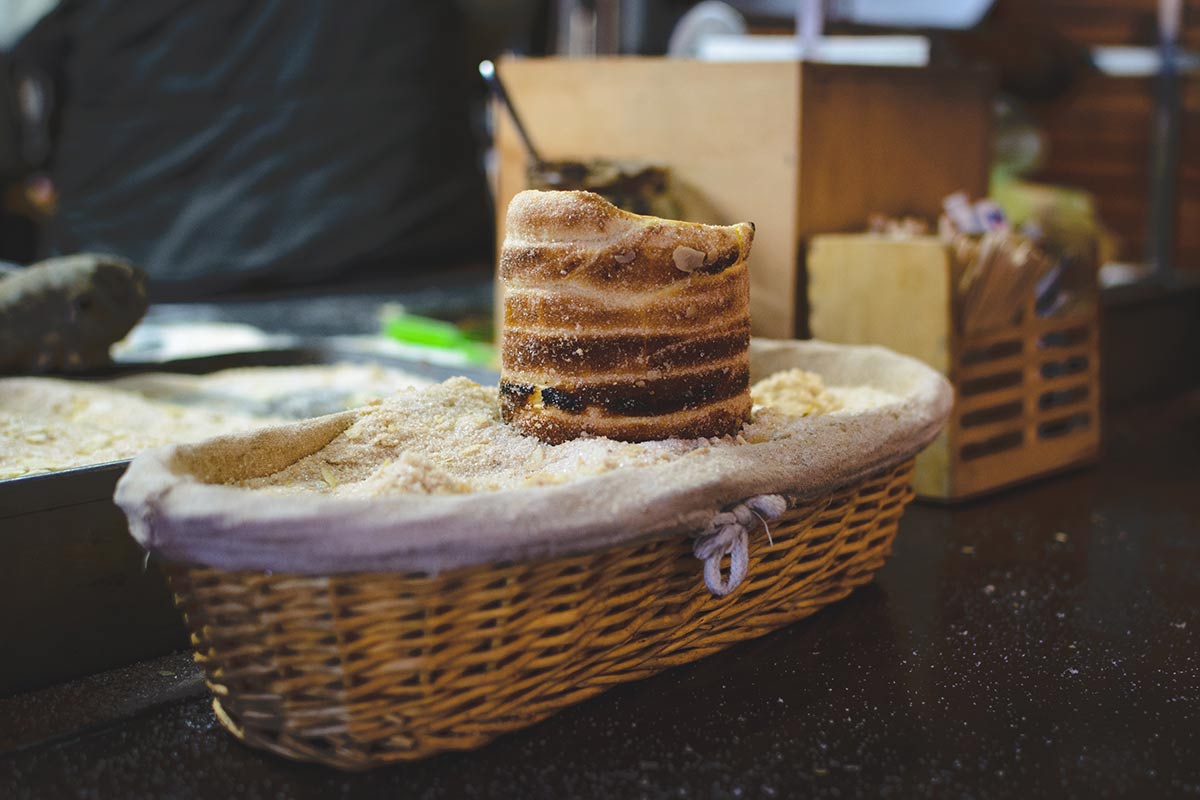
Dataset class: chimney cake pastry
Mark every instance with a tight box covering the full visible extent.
[499,190,755,444]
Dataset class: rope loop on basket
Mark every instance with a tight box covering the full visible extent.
[693,494,789,597]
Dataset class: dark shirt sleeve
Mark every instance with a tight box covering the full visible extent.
[25,0,492,298]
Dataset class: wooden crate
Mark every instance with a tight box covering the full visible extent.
[808,234,1101,500]
[493,57,992,338]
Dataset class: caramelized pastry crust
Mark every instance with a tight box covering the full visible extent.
[499,190,755,443]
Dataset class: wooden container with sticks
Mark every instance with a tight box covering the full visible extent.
[806,233,1101,501]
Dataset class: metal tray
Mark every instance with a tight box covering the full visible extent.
[0,345,497,695]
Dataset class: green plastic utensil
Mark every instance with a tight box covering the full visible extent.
[382,312,493,365]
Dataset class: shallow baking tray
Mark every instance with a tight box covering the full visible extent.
[0,344,497,696]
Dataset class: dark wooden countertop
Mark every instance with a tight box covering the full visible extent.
[1,391,1197,799]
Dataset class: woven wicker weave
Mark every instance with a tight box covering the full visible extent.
[164,458,915,770]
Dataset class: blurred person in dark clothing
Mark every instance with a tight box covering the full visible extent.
[11,0,492,300]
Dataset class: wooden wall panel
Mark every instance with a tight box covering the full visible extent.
[1028,71,1199,269]
[1040,0,1199,49]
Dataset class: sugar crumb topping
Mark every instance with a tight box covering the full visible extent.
[239,371,894,498]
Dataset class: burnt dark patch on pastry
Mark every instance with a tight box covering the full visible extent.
[522,364,749,418]
[499,381,534,422]
[693,246,743,275]
[499,380,534,400]
[502,323,750,375]
[540,386,586,414]
[506,403,750,444]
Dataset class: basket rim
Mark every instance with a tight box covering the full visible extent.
[115,338,952,575]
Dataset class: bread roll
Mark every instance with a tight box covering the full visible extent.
[499,189,754,444]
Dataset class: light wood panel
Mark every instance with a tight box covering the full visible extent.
[495,57,801,338]
[808,235,954,373]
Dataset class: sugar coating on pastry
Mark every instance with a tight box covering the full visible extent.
[499,190,755,444]
[236,371,862,498]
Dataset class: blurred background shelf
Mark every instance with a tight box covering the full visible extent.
[492,56,993,338]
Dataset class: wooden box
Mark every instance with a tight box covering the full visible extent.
[493,57,991,338]
[808,234,1101,500]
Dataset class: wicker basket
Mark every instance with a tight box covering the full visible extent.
[164,460,913,769]
[117,339,950,769]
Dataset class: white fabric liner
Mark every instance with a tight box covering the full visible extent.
[115,339,953,575]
